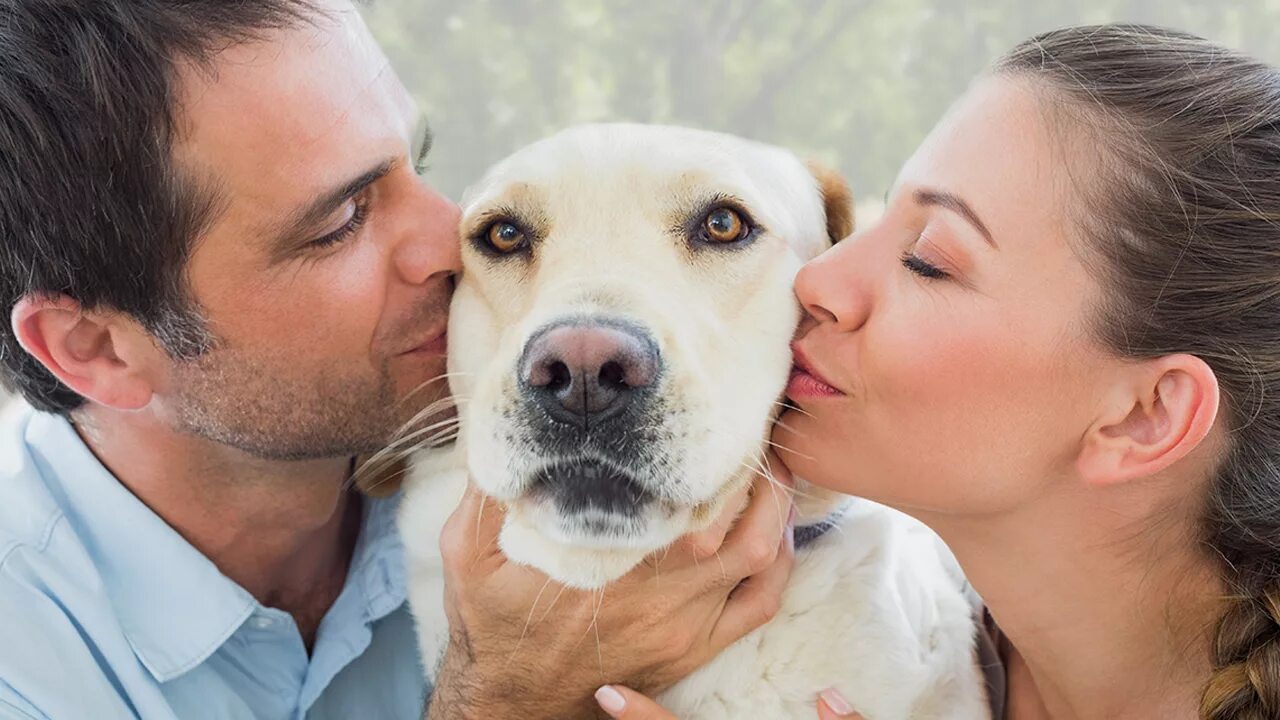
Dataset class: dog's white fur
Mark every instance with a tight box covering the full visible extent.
[398,124,989,719]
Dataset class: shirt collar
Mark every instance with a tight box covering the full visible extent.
[23,411,406,682]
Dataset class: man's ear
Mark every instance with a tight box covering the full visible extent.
[10,295,158,411]
[1076,354,1220,486]
[806,160,855,245]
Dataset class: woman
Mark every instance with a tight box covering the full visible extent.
[594,24,1280,720]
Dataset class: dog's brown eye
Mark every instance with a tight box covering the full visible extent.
[486,221,526,253]
[704,207,746,243]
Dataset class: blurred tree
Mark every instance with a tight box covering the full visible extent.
[362,0,1280,203]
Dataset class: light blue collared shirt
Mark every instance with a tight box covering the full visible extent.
[0,403,428,719]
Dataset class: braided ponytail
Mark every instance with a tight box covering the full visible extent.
[1201,591,1280,719]
[996,25,1280,719]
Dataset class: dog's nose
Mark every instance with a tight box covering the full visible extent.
[520,320,659,426]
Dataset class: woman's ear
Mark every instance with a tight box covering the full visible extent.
[1076,354,1220,485]
[10,294,159,411]
[806,160,855,245]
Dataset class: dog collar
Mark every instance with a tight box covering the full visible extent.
[793,501,853,550]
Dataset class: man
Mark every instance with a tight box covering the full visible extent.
[0,1,795,718]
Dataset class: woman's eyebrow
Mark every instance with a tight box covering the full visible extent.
[914,188,997,249]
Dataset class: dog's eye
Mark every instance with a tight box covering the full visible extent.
[485,221,527,253]
[703,207,748,243]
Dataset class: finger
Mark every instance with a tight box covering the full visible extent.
[709,513,795,648]
[438,482,506,565]
[674,478,751,560]
[595,685,679,719]
[714,465,794,582]
[817,688,863,719]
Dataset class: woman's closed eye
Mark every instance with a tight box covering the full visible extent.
[901,251,949,280]
[900,230,954,281]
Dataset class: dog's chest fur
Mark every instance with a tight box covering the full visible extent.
[399,449,991,720]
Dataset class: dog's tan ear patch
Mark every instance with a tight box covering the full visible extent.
[806,160,855,244]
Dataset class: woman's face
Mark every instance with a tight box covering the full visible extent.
[777,76,1119,516]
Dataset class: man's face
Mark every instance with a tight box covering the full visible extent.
[161,0,460,461]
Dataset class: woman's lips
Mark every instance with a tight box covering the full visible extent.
[787,343,845,399]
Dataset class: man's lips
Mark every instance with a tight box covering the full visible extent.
[401,327,448,356]
[787,342,844,398]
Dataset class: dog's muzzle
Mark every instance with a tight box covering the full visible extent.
[515,316,665,521]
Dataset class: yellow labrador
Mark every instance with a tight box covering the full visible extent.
[397,124,989,719]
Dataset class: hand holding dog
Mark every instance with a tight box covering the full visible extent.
[426,453,798,719]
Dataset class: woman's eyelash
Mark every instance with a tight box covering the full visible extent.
[900,251,950,280]
[309,195,372,250]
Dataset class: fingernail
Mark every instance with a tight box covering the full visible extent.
[787,504,798,527]
[595,685,627,714]
[820,687,855,715]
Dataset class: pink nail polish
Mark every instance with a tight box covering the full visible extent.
[596,685,627,714]
[820,687,855,715]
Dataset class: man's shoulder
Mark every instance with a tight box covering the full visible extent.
[0,403,65,566]
[0,404,160,718]
[0,554,156,720]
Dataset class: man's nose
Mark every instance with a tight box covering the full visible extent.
[794,236,873,333]
[392,180,462,286]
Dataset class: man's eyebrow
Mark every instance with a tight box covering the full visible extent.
[272,159,395,254]
[913,188,997,248]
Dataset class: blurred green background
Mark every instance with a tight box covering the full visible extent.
[360,0,1280,206]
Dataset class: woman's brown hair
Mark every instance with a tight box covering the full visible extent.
[996,24,1280,720]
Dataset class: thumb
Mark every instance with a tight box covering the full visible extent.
[595,685,678,719]
[817,688,864,720]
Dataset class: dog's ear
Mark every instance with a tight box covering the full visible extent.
[806,160,855,245]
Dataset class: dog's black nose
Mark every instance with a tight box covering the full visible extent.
[520,319,659,427]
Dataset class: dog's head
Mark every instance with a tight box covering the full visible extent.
[449,124,851,587]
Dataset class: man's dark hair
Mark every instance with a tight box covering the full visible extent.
[0,0,319,414]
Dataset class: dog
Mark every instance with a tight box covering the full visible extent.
[392,124,990,719]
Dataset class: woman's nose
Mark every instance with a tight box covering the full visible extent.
[794,238,872,333]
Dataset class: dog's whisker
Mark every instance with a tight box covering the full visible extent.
[591,588,606,678]
[363,425,461,472]
[737,459,825,504]
[352,422,461,488]
[762,439,816,462]
[472,493,492,553]
[771,417,806,435]
[504,576,554,670]
[346,460,415,494]
[536,584,570,625]
[394,372,473,408]
[773,399,816,419]
[395,395,469,438]
[379,417,462,454]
